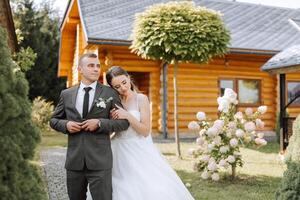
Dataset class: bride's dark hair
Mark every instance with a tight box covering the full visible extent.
[106,66,138,92]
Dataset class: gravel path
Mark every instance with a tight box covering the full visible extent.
[40,148,69,200]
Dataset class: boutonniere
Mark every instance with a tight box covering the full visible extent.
[96,97,113,108]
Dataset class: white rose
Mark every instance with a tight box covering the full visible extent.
[226,131,232,138]
[224,88,237,104]
[211,173,220,181]
[208,161,218,171]
[244,121,256,133]
[201,171,210,180]
[219,145,229,153]
[207,143,215,152]
[196,112,206,121]
[97,101,106,108]
[213,120,224,132]
[218,159,228,167]
[201,155,210,162]
[213,136,222,146]
[227,155,236,163]
[217,97,230,113]
[196,137,205,145]
[234,111,243,119]
[235,129,245,138]
[188,121,200,130]
[255,138,267,146]
[230,138,239,147]
[255,119,265,129]
[207,127,218,137]
[244,136,252,143]
[228,121,237,129]
[245,108,253,116]
[209,157,216,164]
[258,106,267,114]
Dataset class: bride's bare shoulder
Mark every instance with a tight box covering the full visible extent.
[137,93,149,103]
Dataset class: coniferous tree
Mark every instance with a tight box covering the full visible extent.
[12,0,65,104]
[0,27,46,200]
[276,115,300,200]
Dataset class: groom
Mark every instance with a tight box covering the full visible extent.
[50,53,129,200]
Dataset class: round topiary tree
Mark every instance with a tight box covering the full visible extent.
[0,26,46,199]
[276,115,300,199]
[130,1,230,157]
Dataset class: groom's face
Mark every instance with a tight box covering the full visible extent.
[78,57,101,84]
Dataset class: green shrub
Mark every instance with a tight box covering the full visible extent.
[0,26,46,199]
[276,114,300,199]
[31,96,54,132]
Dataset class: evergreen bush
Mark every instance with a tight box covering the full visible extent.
[276,114,300,200]
[0,26,46,200]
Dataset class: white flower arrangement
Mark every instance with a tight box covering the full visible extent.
[95,97,113,108]
[188,88,268,181]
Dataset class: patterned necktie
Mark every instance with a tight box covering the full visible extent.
[82,87,92,119]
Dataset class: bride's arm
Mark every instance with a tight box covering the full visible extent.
[112,94,151,137]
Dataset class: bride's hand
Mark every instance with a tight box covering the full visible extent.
[111,104,128,120]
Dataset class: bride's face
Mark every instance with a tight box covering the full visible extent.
[111,75,131,96]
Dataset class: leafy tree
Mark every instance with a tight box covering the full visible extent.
[130,1,230,157]
[12,0,65,104]
[0,26,46,200]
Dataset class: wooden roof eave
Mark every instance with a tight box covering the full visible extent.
[4,0,18,51]
[262,65,300,75]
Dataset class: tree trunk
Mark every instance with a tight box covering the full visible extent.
[231,165,236,179]
[162,61,168,139]
[173,60,181,158]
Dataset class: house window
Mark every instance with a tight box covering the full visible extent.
[219,78,261,106]
[287,81,300,105]
[238,79,260,104]
[219,79,234,96]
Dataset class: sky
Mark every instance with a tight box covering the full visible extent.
[44,0,300,17]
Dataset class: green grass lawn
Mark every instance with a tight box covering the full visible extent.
[40,133,285,200]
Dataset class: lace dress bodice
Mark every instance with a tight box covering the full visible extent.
[117,110,143,139]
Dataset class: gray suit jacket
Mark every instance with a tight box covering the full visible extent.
[50,82,129,170]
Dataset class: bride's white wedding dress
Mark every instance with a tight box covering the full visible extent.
[111,101,195,200]
[87,97,194,200]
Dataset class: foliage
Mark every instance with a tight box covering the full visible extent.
[276,115,300,199]
[188,88,268,181]
[12,0,65,103]
[0,26,46,199]
[130,1,230,63]
[13,47,37,72]
[31,96,54,132]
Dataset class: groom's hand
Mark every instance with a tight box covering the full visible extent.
[66,121,82,133]
[81,119,100,132]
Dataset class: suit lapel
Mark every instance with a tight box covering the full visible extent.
[70,85,82,118]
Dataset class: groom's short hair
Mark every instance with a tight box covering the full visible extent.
[78,53,98,67]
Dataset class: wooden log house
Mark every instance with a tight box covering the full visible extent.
[58,0,300,135]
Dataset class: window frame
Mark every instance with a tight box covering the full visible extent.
[218,78,262,107]
[286,80,300,107]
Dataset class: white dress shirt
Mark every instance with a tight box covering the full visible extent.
[75,81,97,117]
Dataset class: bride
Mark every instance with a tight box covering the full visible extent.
[105,66,195,200]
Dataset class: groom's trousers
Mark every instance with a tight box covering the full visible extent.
[66,165,112,200]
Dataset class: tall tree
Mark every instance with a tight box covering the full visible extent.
[12,0,65,104]
[0,26,46,200]
[130,1,230,157]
